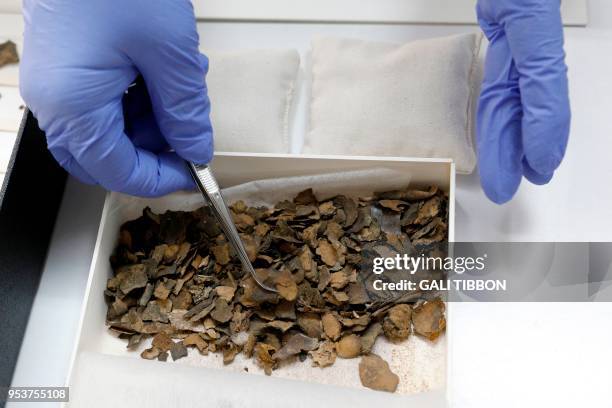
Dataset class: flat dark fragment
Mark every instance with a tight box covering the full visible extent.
[0,40,19,68]
[107,298,128,319]
[360,322,382,354]
[273,333,318,360]
[142,301,169,323]
[184,297,214,319]
[211,298,233,323]
[294,189,318,205]
[138,283,154,306]
[127,334,144,350]
[116,264,148,294]
[170,341,188,361]
[158,351,169,362]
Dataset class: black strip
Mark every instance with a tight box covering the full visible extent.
[0,111,67,392]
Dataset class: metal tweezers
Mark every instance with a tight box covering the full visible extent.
[188,162,277,292]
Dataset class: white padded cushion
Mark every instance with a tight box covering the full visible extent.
[304,33,483,173]
[204,49,300,153]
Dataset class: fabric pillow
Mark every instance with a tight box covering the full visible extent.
[304,33,483,173]
[204,49,300,153]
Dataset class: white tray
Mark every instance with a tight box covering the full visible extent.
[66,152,455,407]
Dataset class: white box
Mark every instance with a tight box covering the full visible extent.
[0,86,24,132]
[66,152,455,407]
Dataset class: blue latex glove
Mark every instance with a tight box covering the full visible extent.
[20,0,213,197]
[476,0,571,204]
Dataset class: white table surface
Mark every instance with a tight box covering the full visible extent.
[4,2,612,407]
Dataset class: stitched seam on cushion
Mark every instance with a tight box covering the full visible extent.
[461,32,483,175]
[304,44,319,153]
[282,62,298,154]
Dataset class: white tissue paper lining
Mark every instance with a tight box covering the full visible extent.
[99,168,445,397]
[224,168,409,206]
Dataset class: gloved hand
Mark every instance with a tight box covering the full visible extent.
[476,0,571,204]
[20,0,213,197]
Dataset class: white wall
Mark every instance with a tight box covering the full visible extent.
[0,0,589,25]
